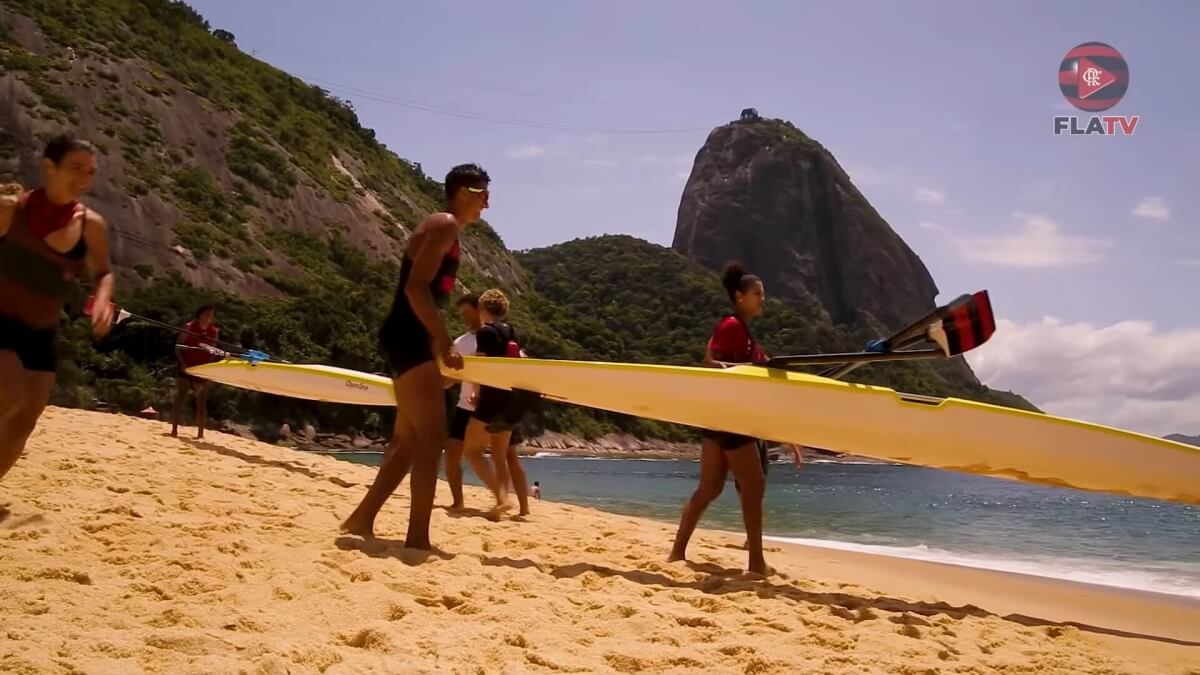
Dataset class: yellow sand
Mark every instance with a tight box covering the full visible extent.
[1,407,1197,674]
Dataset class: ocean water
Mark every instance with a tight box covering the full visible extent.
[329,453,1200,599]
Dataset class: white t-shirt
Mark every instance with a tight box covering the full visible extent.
[454,331,478,410]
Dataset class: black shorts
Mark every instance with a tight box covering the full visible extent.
[472,386,512,427]
[0,314,57,373]
[701,428,757,451]
[447,406,472,441]
[378,310,433,377]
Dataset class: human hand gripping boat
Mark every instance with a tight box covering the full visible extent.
[95,291,1200,506]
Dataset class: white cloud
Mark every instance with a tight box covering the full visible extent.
[1131,196,1170,222]
[506,144,547,159]
[918,221,947,232]
[966,317,1200,437]
[583,158,618,168]
[953,212,1113,267]
[914,187,947,205]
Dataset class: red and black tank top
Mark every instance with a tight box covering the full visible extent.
[707,315,767,364]
[0,189,90,329]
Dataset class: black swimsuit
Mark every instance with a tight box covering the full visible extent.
[377,237,460,376]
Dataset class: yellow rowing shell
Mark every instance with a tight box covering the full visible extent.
[188,356,1200,505]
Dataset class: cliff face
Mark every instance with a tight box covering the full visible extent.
[673,116,938,333]
[0,1,528,298]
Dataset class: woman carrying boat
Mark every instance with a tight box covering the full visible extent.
[339,163,488,550]
[171,304,220,439]
[668,261,801,575]
[0,134,116,483]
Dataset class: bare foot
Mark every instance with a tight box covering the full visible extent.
[748,558,770,576]
[447,502,465,513]
[404,537,432,551]
[667,550,686,563]
[339,516,374,539]
[487,499,514,522]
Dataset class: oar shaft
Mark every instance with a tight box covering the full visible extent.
[769,348,946,369]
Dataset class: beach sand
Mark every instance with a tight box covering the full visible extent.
[2,407,1197,674]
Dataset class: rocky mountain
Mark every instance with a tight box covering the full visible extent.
[0,1,1034,445]
[1165,434,1199,447]
[0,0,527,298]
[671,112,1005,398]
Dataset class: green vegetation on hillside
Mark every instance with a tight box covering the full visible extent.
[519,235,1037,415]
[2,0,1033,446]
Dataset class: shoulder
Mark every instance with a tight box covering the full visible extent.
[712,315,741,335]
[420,211,460,235]
[81,206,108,232]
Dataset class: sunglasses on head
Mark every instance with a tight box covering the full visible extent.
[466,186,488,194]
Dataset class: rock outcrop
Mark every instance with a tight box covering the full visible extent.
[673,114,938,333]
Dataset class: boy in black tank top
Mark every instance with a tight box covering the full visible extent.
[341,163,490,550]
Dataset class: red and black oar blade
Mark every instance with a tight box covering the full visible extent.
[933,289,995,356]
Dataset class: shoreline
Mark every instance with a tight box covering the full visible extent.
[4,407,1197,673]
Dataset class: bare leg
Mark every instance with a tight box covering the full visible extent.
[462,419,510,513]
[501,441,530,516]
[0,354,54,482]
[490,431,513,504]
[443,437,464,509]
[170,376,188,437]
[193,381,210,439]
[340,361,446,549]
[725,443,768,574]
[194,381,209,439]
[668,441,727,563]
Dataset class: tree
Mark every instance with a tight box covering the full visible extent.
[212,29,236,45]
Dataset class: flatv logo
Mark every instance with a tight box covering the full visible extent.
[344,380,368,391]
[1053,41,1138,136]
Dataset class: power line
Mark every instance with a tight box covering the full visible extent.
[301,75,712,136]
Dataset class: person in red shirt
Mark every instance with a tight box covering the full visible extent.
[171,304,219,439]
[669,261,801,575]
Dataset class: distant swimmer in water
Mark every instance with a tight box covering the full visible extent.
[0,134,116,482]
[668,261,801,575]
[340,163,488,550]
[171,304,220,439]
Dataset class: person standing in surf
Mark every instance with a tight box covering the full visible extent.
[668,261,800,575]
[339,163,488,550]
[0,134,116,482]
[171,304,219,439]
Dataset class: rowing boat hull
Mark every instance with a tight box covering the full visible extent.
[439,356,1200,505]
[187,360,395,406]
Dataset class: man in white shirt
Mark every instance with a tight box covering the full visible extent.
[444,293,481,510]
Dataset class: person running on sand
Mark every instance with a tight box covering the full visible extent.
[171,304,219,439]
[339,164,488,549]
[0,135,115,483]
[443,293,482,511]
[668,261,801,575]
[461,289,533,518]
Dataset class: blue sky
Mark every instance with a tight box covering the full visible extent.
[185,1,1198,434]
